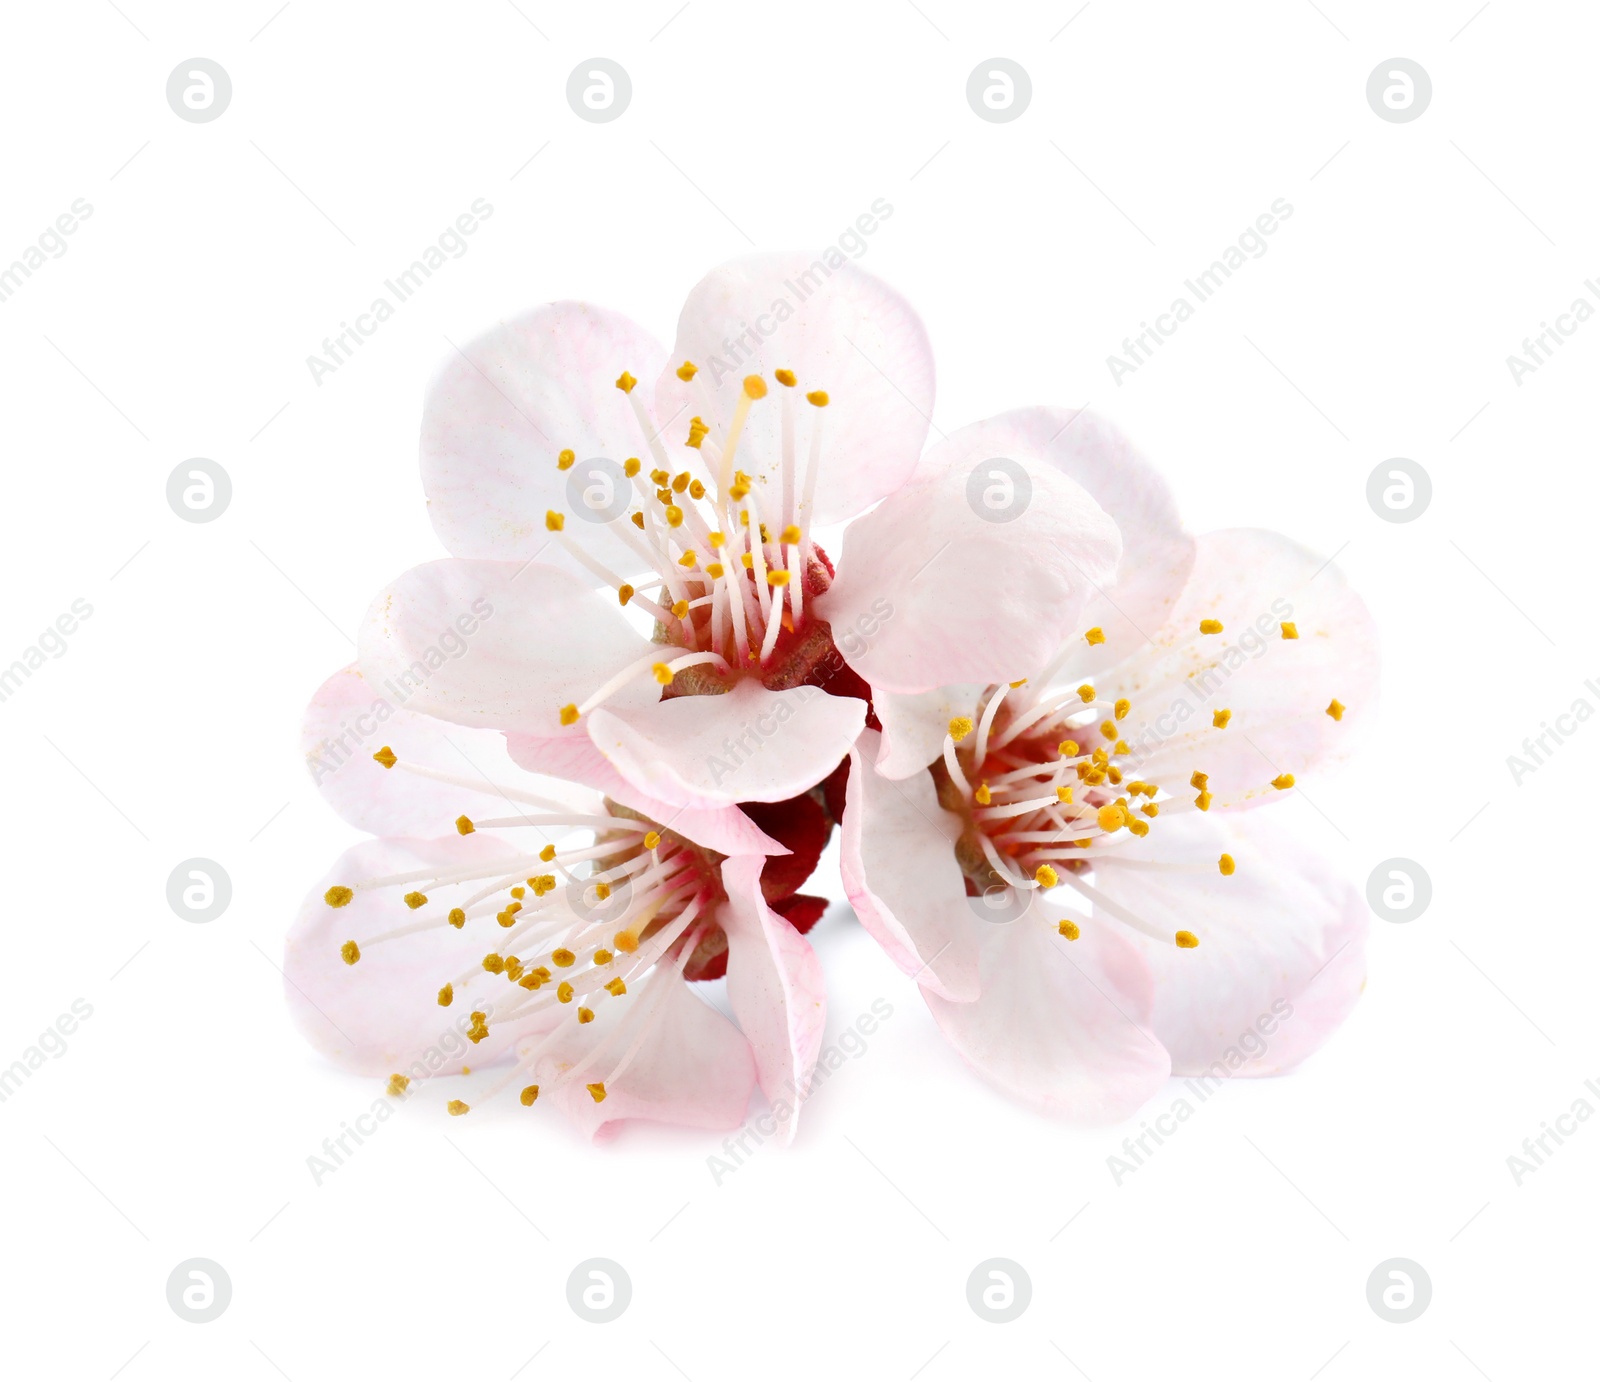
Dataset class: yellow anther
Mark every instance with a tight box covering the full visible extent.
[372,746,397,769]
[387,1074,410,1096]
[519,972,541,990]
[594,881,612,900]
[618,583,634,605]
[559,704,579,726]
[557,448,576,470]
[1212,709,1231,729]
[1057,786,1073,804]
[775,368,797,386]
[437,983,453,1007]
[1196,790,1213,811]
[1100,720,1119,741]
[1078,684,1096,703]
[624,457,641,477]
[520,1084,540,1106]
[539,844,556,862]
[743,375,768,399]
[1127,818,1150,837]
[545,510,565,531]
[1084,626,1106,646]
[613,930,639,953]
[677,550,697,568]
[948,716,974,743]
[806,390,829,407]
[779,524,801,544]
[1271,773,1295,790]
[1281,622,1299,640]
[1035,864,1059,888]
[504,957,524,981]
[456,815,475,835]
[587,1083,607,1103]
[482,953,504,973]
[1175,930,1200,949]
[605,977,627,996]
[1140,801,1159,818]
[556,981,574,1004]
[1058,919,1081,940]
[447,1099,470,1116]
[339,940,360,965]
[615,370,636,393]
[653,662,674,685]
[1199,618,1223,635]
[665,504,684,527]
[1114,698,1131,720]
[1190,770,1209,789]
[741,552,754,569]
[974,782,992,806]
[630,512,644,528]
[673,471,691,493]
[676,360,698,381]
[1115,740,1130,755]
[552,948,576,967]
[689,479,706,499]
[643,831,661,849]
[704,562,724,578]
[1058,739,1080,758]
[672,599,690,619]
[768,569,791,587]
[577,1007,595,1024]
[325,886,354,908]
[1327,698,1345,721]
[448,908,465,928]
[1096,804,1125,833]
[1218,853,1235,876]
[592,948,613,966]
[403,891,427,910]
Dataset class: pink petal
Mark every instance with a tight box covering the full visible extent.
[718,854,827,1142]
[923,912,1171,1122]
[284,835,528,1077]
[584,678,866,808]
[652,252,935,524]
[502,730,788,857]
[838,730,980,1002]
[1089,810,1367,1077]
[357,558,655,737]
[817,461,1121,694]
[302,664,591,837]
[1111,528,1379,806]
[914,407,1195,677]
[871,683,985,780]
[420,302,669,576]
[533,973,757,1139]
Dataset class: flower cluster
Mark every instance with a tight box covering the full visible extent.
[287,254,1377,1137]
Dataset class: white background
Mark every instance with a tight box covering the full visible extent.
[1,1,1595,1378]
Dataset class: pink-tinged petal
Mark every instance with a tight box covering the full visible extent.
[420,302,668,575]
[871,683,986,780]
[1111,528,1379,807]
[838,730,980,1001]
[718,854,826,1142]
[924,910,1170,1122]
[532,973,757,1139]
[357,559,655,738]
[502,730,788,857]
[1089,810,1367,1077]
[285,836,527,1077]
[653,252,934,523]
[913,408,1195,677]
[302,665,593,837]
[817,461,1121,694]
[584,679,866,808]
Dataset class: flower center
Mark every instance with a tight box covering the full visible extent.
[548,367,864,722]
